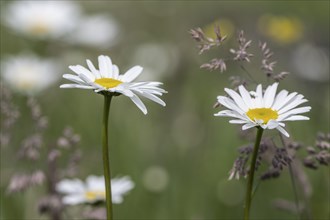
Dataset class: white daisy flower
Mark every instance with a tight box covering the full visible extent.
[60,55,167,114]
[214,82,311,137]
[1,54,60,95]
[3,1,81,39]
[56,176,135,205]
[66,14,119,48]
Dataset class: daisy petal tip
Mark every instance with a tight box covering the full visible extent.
[59,84,70,88]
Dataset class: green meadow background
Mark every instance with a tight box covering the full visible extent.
[1,1,329,219]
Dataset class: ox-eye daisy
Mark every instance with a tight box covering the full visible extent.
[60,55,166,220]
[3,1,81,39]
[60,55,166,115]
[1,53,59,95]
[214,82,310,220]
[214,82,311,137]
[56,176,134,205]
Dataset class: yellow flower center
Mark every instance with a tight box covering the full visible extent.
[30,22,50,35]
[94,78,123,89]
[84,190,105,201]
[246,108,278,124]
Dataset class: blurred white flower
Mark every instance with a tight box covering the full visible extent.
[132,43,178,81]
[3,1,81,39]
[66,14,119,48]
[292,43,329,82]
[56,176,134,205]
[142,166,169,192]
[1,54,60,95]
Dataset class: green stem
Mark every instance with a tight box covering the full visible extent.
[244,127,264,220]
[102,95,113,220]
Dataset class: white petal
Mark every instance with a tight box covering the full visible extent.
[60,84,94,89]
[273,92,298,111]
[120,66,143,82]
[115,87,134,97]
[229,119,247,124]
[272,90,289,110]
[135,91,166,106]
[255,119,264,125]
[255,84,263,107]
[281,115,310,121]
[279,122,285,127]
[105,56,113,78]
[86,175,105,191]
[276,126,290,137]
[98,55,111,78]
[69,65,95,81]
[138,89,164,96]
[95,88,105,93]
[238,85,253,108]
[225,88,248,111]
[277,106,311,120]
[111,177,135,204]
[217,96,245,115]
[129,94,147,114]
[63,74,86,84]
[266,120,279,129]
[62,195,86,205]
[137,86,167,94]
[56,179,85,194]
[112,65,119,79]
[112,196,124,204]
[264,83,278,108]
[214,110,249,121]
[78,73,94,83]
[86,59,101,78]
[242,123,256,130]
[278,96,307,114]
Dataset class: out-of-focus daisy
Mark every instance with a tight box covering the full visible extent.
[60,55,167,114]
[214,83,311,137]
[1,54,60,95]
[56,176,134,205]
[3,1,81,39]
[292,43,329,82]
[66,14,119,48]
[258,14,303,44]
[131,43,178,81]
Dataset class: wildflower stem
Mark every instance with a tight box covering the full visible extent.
[102,94,113,220]
[244,126,264,220]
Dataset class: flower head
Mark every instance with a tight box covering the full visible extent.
[215,82,311,137]
[258,15,303,44]
[3,1,81,39]
[1,54,60,95]
[66,14,119,48]
[56,176,134,205]
[60,55,167,114]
